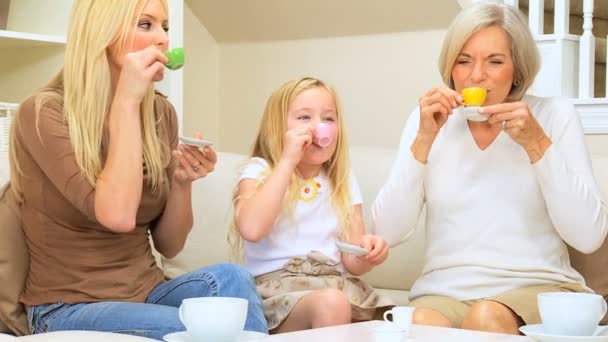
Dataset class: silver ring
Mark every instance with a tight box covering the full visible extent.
[192,166,199,172]
[502,120,506,130]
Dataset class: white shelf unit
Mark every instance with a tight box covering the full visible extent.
[0,0,183,129]
[0,102,17,152]
[0,29,65,47]
[0,0,69,104]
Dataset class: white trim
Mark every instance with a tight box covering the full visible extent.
[572,98,608,134]
[0,29,65,47]
[168,0,183,134]
[533,33,580,42]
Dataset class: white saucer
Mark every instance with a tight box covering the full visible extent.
[163,330,267,342]
[519,324,608,342]
[460,106,487,122]
[335,241,369,257]
[178,136,214,148]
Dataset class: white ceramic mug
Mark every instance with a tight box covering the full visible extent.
[538,292,607,336]
[383,306,414,334]
[179,297,248,342]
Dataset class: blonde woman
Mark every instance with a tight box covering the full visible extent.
[9,0,266,339]
[231,77,393,333]
[372,2,608,335]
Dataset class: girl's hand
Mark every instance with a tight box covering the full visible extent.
[418,86,462,139]
[115,45,168,107]
[281,125,314,167]
[359,234,389,266]
[482,101,551,161]
[172,133,217,184]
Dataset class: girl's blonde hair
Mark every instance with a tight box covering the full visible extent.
[438,2,540,101]
[10,0,169,200]
[228,77,354,260]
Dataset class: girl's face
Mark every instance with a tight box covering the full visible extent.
[108,0,169,76]
[287,87,339,169]
[451,25,515,105]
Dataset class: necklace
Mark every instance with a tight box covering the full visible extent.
[298,178,322,202]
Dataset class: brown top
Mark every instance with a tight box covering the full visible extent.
[14,91,178,306]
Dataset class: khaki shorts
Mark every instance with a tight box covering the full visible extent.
[408,282,589,328]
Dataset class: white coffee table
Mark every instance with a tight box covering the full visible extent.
[260,320,535,341]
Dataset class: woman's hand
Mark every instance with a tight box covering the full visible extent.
[172,133,217,184]
[418,86,463,138]
[411,87,463,164]
[115,45,168,107]
[482,101,552,162]
[281,125,314,167]
[359,234,389,266]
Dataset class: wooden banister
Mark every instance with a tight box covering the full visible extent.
[554,0,571,37]
[528,0,544,36]
[579,0,596,99]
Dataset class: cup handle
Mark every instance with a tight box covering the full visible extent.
[383,310,393,322]
[602,299,607,317]
[178,304,185,326]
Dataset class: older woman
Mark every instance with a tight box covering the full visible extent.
[372,2,607,335]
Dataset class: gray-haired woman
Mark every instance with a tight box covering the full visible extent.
[372,2,607,335]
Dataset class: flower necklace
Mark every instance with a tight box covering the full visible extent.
[298,178,322,202]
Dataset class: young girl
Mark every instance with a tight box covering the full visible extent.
[230,77,393,333]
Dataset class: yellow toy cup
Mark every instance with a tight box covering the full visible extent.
[461,87,487,107]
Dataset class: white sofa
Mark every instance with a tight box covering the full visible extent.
[159,145,608,307]
[159,146,421,306]
[1,146,607,340]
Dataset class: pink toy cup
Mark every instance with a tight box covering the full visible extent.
[314,123,332,147]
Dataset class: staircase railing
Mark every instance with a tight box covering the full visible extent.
[578,0,595,98]
[493,0,608,133]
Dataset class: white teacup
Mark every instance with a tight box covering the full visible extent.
[383,306,414,334]
[179,297,248,342]
[538,292,607,336]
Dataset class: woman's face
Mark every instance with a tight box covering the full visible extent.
[108,0,169,71]
[451,25,515,105]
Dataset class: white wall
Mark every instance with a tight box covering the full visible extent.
[182,3,220,144]
[0,46,64,103]
[7,0,72,35]
[218,30,447,153]
[182,8,607,162]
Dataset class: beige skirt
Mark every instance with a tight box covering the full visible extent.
[255,251,394,330]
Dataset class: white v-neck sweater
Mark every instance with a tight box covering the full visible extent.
[372,95,608,301]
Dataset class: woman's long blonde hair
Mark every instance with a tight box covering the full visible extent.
[10,0,169,199]
[228,77,355,260]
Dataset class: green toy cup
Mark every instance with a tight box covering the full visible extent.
[164,47,184,70]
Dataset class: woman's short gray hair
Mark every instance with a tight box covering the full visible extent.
[438,2,540,101]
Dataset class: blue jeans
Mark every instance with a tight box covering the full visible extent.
[27,263,268,340]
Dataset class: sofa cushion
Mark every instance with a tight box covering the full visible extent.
[350,146,425,293]
[161,152,248,277]
[161,147,428,296]
[374,288,410,307]
[568,155,608,323]
[0,183,29,335]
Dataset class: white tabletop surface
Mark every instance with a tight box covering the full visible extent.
[261,320,534,341]
[0,322,536,341]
